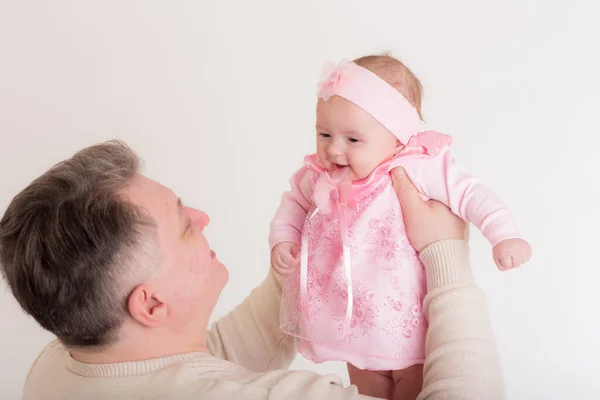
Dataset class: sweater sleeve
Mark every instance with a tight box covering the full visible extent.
[417,240,505,399]
[207,270,296,372]
[268,166,315,249]
[403,151,521,247]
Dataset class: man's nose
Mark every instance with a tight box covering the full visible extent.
[184,207,210,230]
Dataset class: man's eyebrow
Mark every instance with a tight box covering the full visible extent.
[178,197,188,218]
[177,197,191,234]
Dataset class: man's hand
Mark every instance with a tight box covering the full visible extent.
[391,167,467,252]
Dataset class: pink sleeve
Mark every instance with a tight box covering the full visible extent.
[402,150,521,247]
[268,167,314,249]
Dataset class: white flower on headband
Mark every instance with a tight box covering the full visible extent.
[317,59,351,100]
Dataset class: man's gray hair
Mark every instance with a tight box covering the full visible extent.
[0,140,157,348]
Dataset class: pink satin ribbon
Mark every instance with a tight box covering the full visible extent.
[300,171,355,335]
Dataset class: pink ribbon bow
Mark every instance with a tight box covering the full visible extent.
[312,171,357,214]
[317,59,351,101]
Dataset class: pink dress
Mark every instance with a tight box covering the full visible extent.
[269,131,521,371]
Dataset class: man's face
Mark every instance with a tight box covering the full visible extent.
[123,175,228,335]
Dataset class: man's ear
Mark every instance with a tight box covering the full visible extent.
[127,284,169,328]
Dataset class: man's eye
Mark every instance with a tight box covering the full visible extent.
[319,133,331,138]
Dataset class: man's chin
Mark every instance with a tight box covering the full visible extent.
[215,260,229,287]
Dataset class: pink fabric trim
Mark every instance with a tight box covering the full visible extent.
[269,133,520,250]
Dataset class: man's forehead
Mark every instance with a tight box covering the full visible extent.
[123,174,178,217]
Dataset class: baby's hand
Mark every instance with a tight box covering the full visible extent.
[493,238,532,271]
[271,241,300,276]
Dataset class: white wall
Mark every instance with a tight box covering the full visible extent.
[1,0,598,398]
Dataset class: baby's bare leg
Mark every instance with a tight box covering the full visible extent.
[347,363,393,399]
[391,364,424,400]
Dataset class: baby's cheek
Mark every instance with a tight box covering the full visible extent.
[316,153,328,167]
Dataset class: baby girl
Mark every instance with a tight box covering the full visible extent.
[269,54,531,399]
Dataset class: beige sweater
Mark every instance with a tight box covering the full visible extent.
[22,240,504,399]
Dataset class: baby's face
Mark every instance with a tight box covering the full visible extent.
[315,96,402,181]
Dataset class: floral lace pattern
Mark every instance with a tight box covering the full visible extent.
[280,175,427,370]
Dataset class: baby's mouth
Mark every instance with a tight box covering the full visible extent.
[330,164,352,180]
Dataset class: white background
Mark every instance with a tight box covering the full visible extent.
[1,1,598,398]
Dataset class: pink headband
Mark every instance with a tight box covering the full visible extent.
[317,60,420,145]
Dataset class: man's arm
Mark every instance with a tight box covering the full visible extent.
[211,240,502,400]
[418,240,505,399]
[208,240,503,399]
[207,270,296,372]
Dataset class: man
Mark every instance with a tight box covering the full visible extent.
[0,141,503,399]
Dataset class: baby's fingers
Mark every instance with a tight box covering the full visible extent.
[495,253,513,271]
[281,250,299,268]
[272,260,290,275]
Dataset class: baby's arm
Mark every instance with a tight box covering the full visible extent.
[269,167,315,274]
[269,166,314,248]
[403,150,531,269]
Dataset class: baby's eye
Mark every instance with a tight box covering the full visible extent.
[319,133,331,138]
[348,137,359,143]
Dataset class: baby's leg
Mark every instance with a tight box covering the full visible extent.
[347,363,393,399]
[391,364,424,400]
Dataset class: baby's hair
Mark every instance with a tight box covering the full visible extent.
[354,54,423,119]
